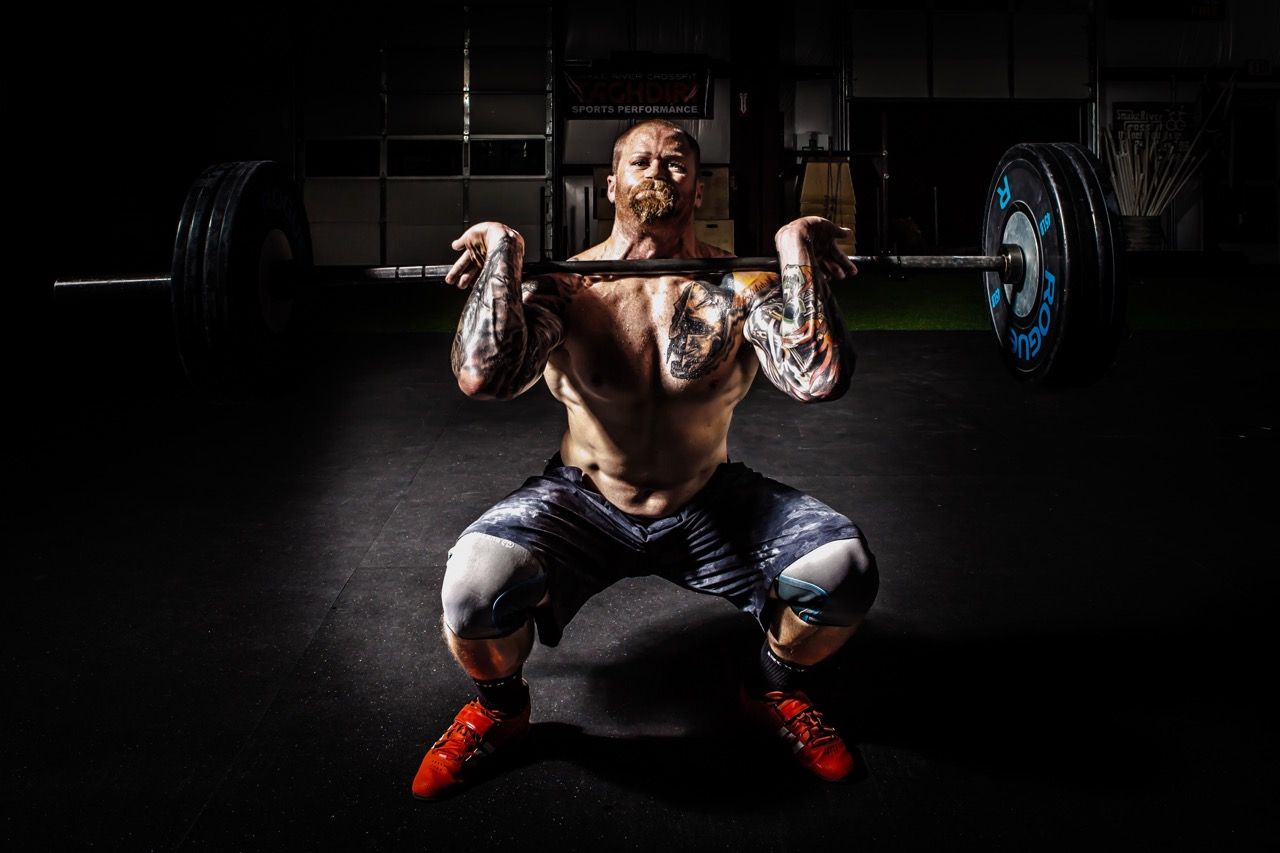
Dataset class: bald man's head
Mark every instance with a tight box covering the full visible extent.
[611,120,701,174]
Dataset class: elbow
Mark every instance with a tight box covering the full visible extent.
[798,352,856,404]
[455,371,510,401]
[798,378,849,404]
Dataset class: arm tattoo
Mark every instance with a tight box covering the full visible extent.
[450,236,569,399]
[743,264,855,402]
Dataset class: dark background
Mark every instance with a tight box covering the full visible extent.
[4,2,1278,849]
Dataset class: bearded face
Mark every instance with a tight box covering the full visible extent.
[625,177,678,223]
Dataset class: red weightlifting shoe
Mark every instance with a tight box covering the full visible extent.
[411,697,531,800]
[742,689,856,782]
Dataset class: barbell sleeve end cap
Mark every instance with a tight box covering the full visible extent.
[999,244,1026,287]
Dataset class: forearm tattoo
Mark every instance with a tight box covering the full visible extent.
[451,236,568,398]
[744,264,854,402]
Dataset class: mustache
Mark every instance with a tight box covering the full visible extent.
[626,178,678,221]
[628,178,676,198]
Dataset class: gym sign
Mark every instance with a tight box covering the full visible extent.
[563,56,713,119]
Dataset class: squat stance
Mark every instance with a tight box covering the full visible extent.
[413,120,879,799]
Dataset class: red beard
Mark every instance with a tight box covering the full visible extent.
[625,178,678,222]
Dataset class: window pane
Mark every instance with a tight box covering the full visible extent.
[387,181,465,225]
[388,140,463,176]
[470,7,548,46]
[306,140,380,177]
[470,94,545,134]
[469,47,545,91]
[471,139,545,175]
[389,94,464,134]
[304,49,382,94]
[304,179,381,222]
[470,180,543,223]
[387,49,463,92]
[304,93,383,136]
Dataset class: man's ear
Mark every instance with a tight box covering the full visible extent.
[694,178,704,210]
[607,174,616,204]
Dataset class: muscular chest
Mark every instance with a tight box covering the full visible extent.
[556,275,750,397]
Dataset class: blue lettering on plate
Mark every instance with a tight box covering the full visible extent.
[997,175,1012,210]
[1008,267,1058,363]
[1038,211,1052,236]
[990,288,1001,308]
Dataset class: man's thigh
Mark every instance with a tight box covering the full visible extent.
[455,465,643,646]
[655,462,868,629]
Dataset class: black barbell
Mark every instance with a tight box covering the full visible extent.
[53,143,1123,396]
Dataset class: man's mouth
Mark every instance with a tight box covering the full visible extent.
[628,180,678,222]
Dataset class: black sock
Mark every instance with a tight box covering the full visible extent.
[474,670,529,715]
[749,643,809,697]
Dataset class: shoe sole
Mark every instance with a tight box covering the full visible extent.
[410,728,531,801]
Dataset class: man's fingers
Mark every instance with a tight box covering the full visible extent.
[445,253,473,286]
[836,251,857,278]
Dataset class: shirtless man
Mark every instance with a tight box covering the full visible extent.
[412,120,879,799]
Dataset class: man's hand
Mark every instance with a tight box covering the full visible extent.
[445,222,524,289]
[774,217,857,281]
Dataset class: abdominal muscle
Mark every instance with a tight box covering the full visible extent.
[542,275,760,517]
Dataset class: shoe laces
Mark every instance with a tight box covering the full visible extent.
[783,704,839,748]
[431,719,483,761]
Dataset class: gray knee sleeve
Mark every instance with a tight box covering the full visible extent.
[776,538,879,626]
[441,533,548,640]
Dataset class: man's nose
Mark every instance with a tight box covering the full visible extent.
[643,160,665,178]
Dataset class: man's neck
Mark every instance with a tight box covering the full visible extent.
[605,217,700,259]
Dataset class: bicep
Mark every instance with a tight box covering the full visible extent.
[742,291,794,391]
[521,276,571,358]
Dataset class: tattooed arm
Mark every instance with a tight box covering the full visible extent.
[445,222,572,400]
[743,217,857,403]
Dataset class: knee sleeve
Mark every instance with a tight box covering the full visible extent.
[441,533,548,640]
[776,537,879,626]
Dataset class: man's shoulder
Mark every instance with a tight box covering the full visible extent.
[694,241,736,260]
[568,241,608,262]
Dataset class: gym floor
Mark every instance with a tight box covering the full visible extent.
[7,292,1279,849]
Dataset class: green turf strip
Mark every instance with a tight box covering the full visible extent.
[318,270,1280,334]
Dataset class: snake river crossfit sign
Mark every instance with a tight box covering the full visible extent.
[563,58,713,119]
[1113,102,1197,157]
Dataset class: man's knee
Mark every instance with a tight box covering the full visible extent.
[441,533,548,640]
[775,537,879,627]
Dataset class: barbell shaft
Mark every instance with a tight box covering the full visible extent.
[55,251,1017,294]
[316,253,1012,282]
[48,145,1120,395]
[53,275,172,295]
